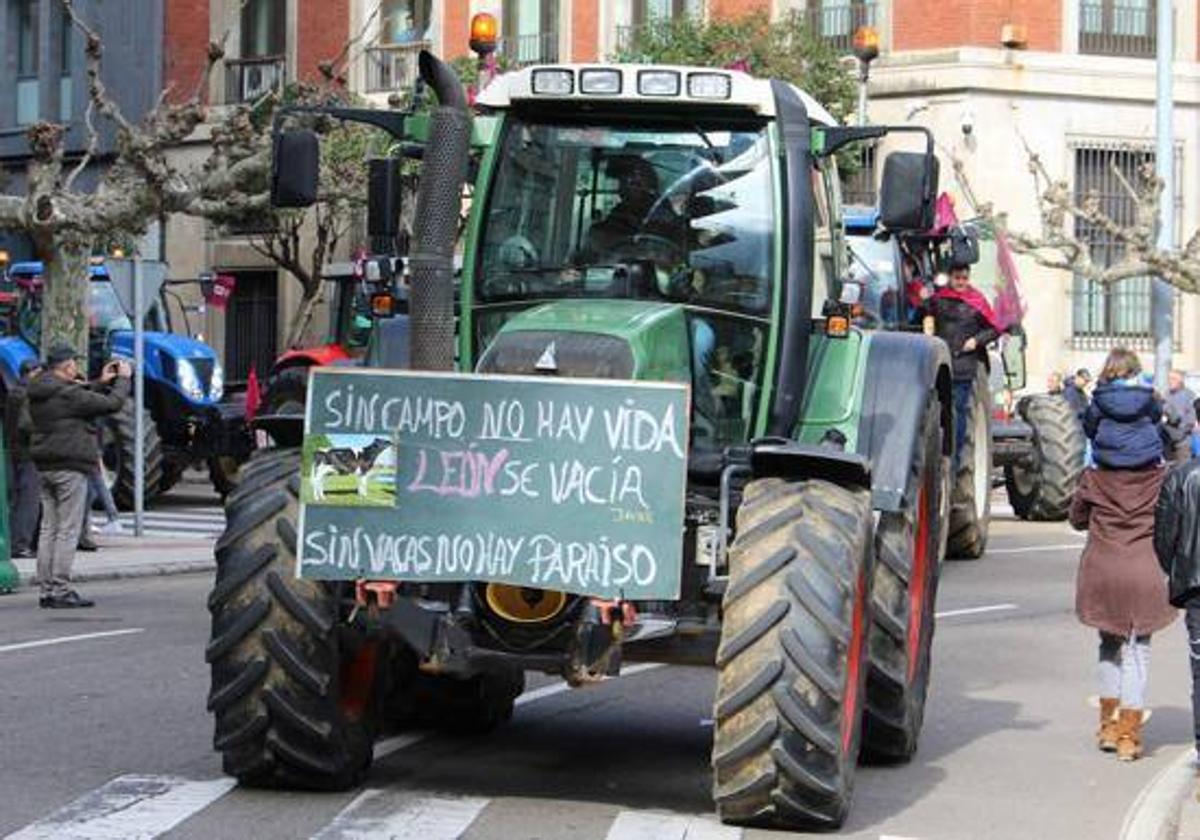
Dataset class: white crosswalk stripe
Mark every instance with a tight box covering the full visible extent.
[311,791,490,840]
[91,507,225,539]
[604,811,742,840]
[2,774,235,840]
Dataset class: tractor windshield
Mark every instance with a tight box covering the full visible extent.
[477,118,774,315]
[89,280,133,333]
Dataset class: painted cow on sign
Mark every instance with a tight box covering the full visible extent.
[310,437,393,501]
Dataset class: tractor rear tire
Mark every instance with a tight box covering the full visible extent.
[947,367,992,559]
[105,399,164,511]
[713,479,873,831]
[263,367,310,417]
[206,447,377,790]
[862,393,944,762]
[1004,395,1086,522]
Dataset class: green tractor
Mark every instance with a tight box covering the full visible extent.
[207,53,953,830]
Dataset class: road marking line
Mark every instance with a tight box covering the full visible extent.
[372,663,665,760]
[1119,747,1195,840]
[605,810,742,840]
[2,774,234,840]
[986,543,1084,555]
[0,628,145,654]
[311,790,488,840]
[935,604,1018,619]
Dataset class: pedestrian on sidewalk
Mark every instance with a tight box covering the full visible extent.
[1153,456,1200,766]
[79,455,122,547]
[1064,368,1092,419]
[27,346,131,609]
[1073,348,1174,762]
[4,359,41,558]
[1163,369,1197,464]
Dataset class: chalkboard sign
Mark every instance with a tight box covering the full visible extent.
[297,369,690,600]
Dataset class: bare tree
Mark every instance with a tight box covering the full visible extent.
[0,0,379,356]
[962,136,1200,294]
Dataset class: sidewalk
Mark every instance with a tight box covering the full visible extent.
[9,534,215,585]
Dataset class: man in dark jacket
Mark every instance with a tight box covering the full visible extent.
[4,359,42,557]
[1064,368,1092,419]
[1164,369,1197,463]
[28,344,130,608]
[922,263,1002,461]
[1154,458,1200,761]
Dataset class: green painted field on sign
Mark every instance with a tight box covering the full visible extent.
[297,369,690,599]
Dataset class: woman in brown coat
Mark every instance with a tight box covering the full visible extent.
[1071,348,1176,761]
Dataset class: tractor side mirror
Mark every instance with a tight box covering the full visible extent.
[1002,328,1027,392]
[270,130,320,208]
[367,158,404,241]
[879,151,939,231]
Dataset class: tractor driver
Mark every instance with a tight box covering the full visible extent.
[583,155,689,267]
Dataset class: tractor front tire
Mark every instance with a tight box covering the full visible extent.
[1004,395,1086,522]
[262,367,310,417]
[947,367,992,559]
[713,479,873,831]
[208,455,242,499]
[206,447,377,790]
[105,399,164,510]
[863,393,944,762]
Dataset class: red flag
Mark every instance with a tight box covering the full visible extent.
[245,365,261,421]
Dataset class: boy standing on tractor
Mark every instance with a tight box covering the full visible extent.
[921,262,1003,459]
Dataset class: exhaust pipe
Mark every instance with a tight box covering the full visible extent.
[409,50,471,370]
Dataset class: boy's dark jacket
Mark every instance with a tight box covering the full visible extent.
[1084,382,1163,469]
[27,373,129,474]
[1155,459,1200,606]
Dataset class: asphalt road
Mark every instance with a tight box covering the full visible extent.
[0,507,1194,840]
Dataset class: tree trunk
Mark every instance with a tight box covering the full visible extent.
[38,237,90,360]
[283,286,323,350]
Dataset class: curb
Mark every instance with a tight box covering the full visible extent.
[8,559,216,589]
[1121,747,1195,840]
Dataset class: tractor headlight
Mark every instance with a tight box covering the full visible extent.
[176,358,205,402]
[210,362,224,401]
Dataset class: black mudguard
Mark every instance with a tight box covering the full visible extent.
[856,331,952,512]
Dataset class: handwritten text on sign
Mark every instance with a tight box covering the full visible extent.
[298,369,689,599]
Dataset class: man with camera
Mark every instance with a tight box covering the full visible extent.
[27,346,131,608]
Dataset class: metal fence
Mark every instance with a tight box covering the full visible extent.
[804,1,878,53]
[498,32,559,67]
[225,56,286,104]
[363,42,426,92]
[1069,139,1182,349]
[1079,0,1156,58]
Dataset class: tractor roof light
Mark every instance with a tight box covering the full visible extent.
[469,13,498,56]
[579,68,621,95]
[853,26,881,64]
[0,250,9,264]
[687,72,731,100]
[638,69,681,97]
[531,68,574,95]
[370,292,395,318]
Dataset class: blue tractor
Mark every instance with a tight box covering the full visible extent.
[0,260,252,507]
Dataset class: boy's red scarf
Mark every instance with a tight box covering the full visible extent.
[935,286,1003,332]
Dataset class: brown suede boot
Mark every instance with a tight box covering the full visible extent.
[1116,708,1144,761]
[1097,698,1120,752]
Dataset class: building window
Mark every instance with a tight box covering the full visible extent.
[631,0,695,24]
[840,144,877,206]
[1070,141,1181,350]
[17,0,39,125]
[227,0,286,103]
[379,0,430,45]
[500,0,559,67]
[1080,0,1155,58]
[60,7,73,121]
[807,0,877,53]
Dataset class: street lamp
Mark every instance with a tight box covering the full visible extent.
[852,25,880,127]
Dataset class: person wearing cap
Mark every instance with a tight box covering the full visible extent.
[27,344,130,608]
[4,358,42,558]
[920,261,1004,459]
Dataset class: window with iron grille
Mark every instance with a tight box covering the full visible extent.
[500,0,559,67]
[1070,140,1182,350]
[1079,0,1156,58]
[841,143,877,207]
[807,0,877,53]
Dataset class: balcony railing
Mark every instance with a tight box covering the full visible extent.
[225,56,286,104]
[363,42,428,92]
[1079,0,1156,57]
[804,1,878,53]
[498,32,559,68]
